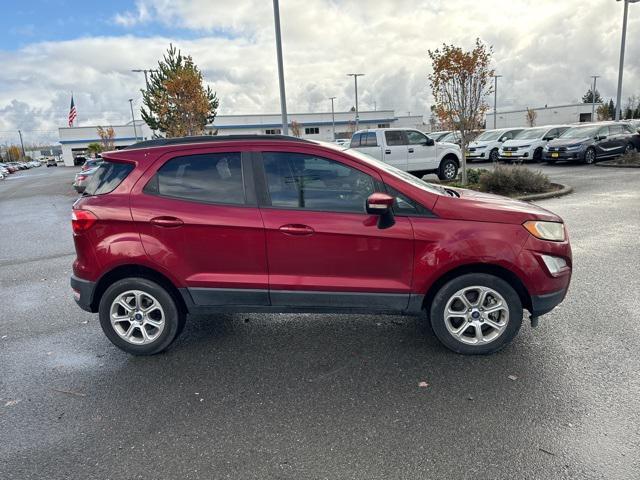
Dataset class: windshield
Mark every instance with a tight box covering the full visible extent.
[474,130,503,141]
[514,128,547,140]
[439,132,459,143]
[337,145,447,196]
[560,126,599,139]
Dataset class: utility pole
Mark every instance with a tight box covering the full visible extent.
[347,73,364,131]
[591,75,600,121]
[18,130,25,158]
[272,0,289,135]
[129,99,138,141]
[492,74,502,129]
[329,97,336,141]
[615,0,639,120]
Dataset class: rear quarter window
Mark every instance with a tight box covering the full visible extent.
[84,161,134,196]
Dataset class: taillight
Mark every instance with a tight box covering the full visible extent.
[77,175,87,181]
[72,210,97,234]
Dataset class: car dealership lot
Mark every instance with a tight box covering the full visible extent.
[1,164,639,479]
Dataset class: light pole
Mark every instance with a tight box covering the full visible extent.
[590,75,600,121]
[328,97,336,141]
[131,69,158,89]
[347,73,364,131]
[128,99,138,141]
[272,0,289,135]
[492,74,502,129]
[615,0,639,120]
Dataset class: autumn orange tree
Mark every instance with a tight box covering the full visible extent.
[142,44,219,138]
[428,39,494,184]
[97,126,115,150]
[290,120,302,138]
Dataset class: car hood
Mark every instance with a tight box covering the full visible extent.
[437,141,460,149]
[433,187,561,224]
[502,139,538,148]
[547,137,589,147]
[468,140,495,148]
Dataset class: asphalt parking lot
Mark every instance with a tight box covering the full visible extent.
[1,163,639,479]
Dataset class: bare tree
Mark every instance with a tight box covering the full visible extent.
[290,120,302,138]
[97,126,116,150]
[525,108,537,127]
[428,38,494,184]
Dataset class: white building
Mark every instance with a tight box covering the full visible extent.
[57,110,425,166]
[58,121,151,166]
[485,103,602,129]
[210,110,425,140]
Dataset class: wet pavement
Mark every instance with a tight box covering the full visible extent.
[1,162,639,479]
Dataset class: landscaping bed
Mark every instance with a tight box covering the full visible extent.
[595,151,640,168]
[436,165,571,199]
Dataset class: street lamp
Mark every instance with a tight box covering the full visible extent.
[328,97,336,141]
[347,73,364,131]
[272,0,289,135]
[615,0,639,120]
[492,74,502,129]
[131,69,158,89]
[128,99,138,142]
[590,75,600,121]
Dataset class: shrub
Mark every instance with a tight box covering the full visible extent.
[479,165,550,195]
[466,168,490,185]
[616,151,640,165]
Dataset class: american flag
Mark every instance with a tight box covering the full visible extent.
[68,95,77,127]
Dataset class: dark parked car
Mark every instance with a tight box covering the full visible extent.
[46,158,57,167]
[71,135,572,356]
[73,167,99,193]
[81,158,103,172]
[543,122,637,164]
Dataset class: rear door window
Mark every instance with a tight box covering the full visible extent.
[145,152,245,205]
[385,131,407,146]
[84,161,134,196]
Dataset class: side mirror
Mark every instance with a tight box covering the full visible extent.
[597,135,607,141]
[424,137,435,146]
[543,136,553,141]
[366,193,395,229]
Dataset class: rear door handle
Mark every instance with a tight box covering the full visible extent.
[150,216,184,228]
[385,149,392,155]
[279,224,315,236]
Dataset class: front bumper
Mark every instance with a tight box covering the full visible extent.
[71,275,97,312]
[530,287,568,317]
[543,150,584,161]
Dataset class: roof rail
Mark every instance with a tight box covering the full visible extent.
[124,134,312,150]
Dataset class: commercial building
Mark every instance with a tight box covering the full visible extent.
[209,110,425,140]
[58,121,150,166]
[485,103,602,129]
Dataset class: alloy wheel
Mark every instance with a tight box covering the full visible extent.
[109,290,165,345]
[443,162,457,180]
[443,286,509,345]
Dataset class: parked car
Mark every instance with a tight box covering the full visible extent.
[71,135,572,356]
[499,125,570,163]
[437,130,482,147]
[543,122,637,164]
[334,139,350,147]
[81,158,103,172]
[0,164,11,175]
[427,131,451,142]
[350,128,462,180]
[73,167,99,193]
[46,158,58,167]
[467,128,524,162]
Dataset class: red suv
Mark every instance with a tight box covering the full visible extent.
[71,136,572,356]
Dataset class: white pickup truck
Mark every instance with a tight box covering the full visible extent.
[349,128,462,180]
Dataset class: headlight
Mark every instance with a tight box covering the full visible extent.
[523,221,565,241]
[543,145,550,151]
[566,144,582,150]
[518,145,531,149]
[475,145,487,149]
[540,254,568,275]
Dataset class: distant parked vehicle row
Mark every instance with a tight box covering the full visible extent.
[0,160,42,177]
[499,125,570,162]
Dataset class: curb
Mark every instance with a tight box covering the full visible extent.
[594,161,640,168]
[516,183,573,201]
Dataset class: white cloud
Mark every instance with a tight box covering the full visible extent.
[1,0,639,145]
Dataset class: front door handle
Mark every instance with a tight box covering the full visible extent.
[279,224,315,236]
[408,148,414,153]
[385,149,392,154]
[150,216,184,228]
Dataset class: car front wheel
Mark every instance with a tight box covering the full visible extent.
[429,273,523,355]
[438,158,458,181]
[584,148,596,164]
[98,277,185,355]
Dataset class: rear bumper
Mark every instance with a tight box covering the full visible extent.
[530,286,568,317]
[70,275,97,312]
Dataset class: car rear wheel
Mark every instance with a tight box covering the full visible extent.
[490,148,499,162]
[438,158,458,181]
[429,273,523,355]
[98,277,185,355]
[624,143,634,154]
[533,148,543,162]
[584,148,596,164]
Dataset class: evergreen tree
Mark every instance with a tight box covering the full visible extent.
[582,88,602,104]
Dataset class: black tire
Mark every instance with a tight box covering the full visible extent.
[584,147,596,164]
[489,148,499,162]
[429,273,523,355]
[437,157,458,181]
[624,143,635,154]
[98,277,185,355]
[533,148,543,162]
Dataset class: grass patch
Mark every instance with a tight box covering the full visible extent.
[445,165,553,196]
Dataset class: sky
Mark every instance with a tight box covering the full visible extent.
[0,0,638,146]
